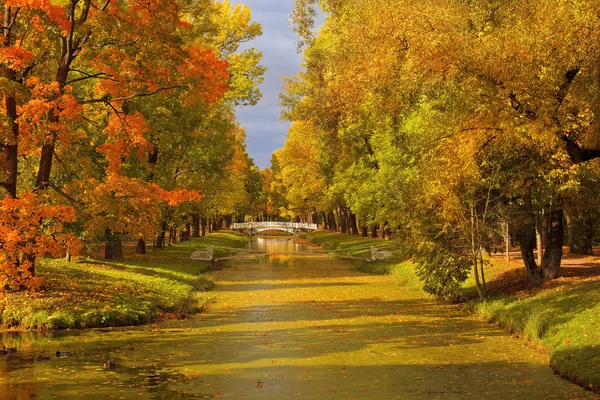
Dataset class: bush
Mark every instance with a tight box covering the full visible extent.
[414,246,470,301]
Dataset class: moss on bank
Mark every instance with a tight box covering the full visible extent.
[0,231,249,331]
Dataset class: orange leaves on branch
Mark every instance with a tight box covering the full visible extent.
[17,79,82,152]
[97,112,152,172]
[0,45,34,71]
[4,0,70,32]
[179,47,230,106]
[159,188,203,207]
[0,193,80,291]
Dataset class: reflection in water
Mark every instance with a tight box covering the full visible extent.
[248,237,322,254]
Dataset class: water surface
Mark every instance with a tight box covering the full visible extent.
[1,238,596,399]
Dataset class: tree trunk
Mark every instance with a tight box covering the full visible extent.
[541,209,564,280]
[321,211,328,229]
[136,238,146,254]
[371,225,378,238]
[1,21,19,199]
[349,211,359,235]
[567,205,593,255]
[362,225,368,237]
[201,217,207,236]
[156,221,167,249]
[105,229,113,259]
[502,221,510,261]
[104,229,123,260]
[536,215,543,266]
[339,207,348,234]
[517,188,543,285]
[112,237,124,260]
[192,215,200,238]
[328,211,337,232]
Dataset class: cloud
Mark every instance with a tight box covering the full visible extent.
[230,0,303,169]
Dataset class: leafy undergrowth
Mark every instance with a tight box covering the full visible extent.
[465,255,600,393]
[0,232,248,331]
[301,230,423,295]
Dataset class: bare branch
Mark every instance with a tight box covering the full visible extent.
[67,72,109,84]
[81,86,181,104]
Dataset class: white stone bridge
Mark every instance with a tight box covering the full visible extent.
[231,222,318,235]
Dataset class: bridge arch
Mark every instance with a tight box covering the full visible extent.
[231,222,318,236]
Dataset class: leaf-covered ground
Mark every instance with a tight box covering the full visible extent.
[1,238,595,399]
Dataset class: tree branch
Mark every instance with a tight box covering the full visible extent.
[81,86,181,104]
[67,72,110,84]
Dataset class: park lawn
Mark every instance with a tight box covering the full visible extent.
[0,232,250,331]
[301,230,424,296]
[303,230,600,393]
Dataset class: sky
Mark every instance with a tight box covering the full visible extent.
[230,1,305,170]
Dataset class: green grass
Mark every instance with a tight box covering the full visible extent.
[301,230,423,294]
[0,231,249,331]
[466,278,600,391]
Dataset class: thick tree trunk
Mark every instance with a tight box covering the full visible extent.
[328,211,337,232]
[136,238,146,254]
[104,229,113,259]
[349,211,359,235]
[104,229,123,260]
[567,205,593,255]
[541,209,564,280]
[112,238,123,260]
[192,215,200,238]
[35,132,56,190]
[223,215,231,229]
[201,217,207,236]
[321,211,328,229]
[339,207,348,234]
[362,225,368,237]
[518,189,543,285]
[156,221,167,249]
[371,225,378,238]
[1,23,19,199]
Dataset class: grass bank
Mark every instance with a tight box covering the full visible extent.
[0,231,250,331]
[466,274,600,392]
[301,230,424,297]
[303,230,600,393]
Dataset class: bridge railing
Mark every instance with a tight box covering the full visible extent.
[231,222,318,230]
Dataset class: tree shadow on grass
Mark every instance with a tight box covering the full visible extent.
[81,260,203,288]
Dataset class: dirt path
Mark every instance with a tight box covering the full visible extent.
[195,255,596,399]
